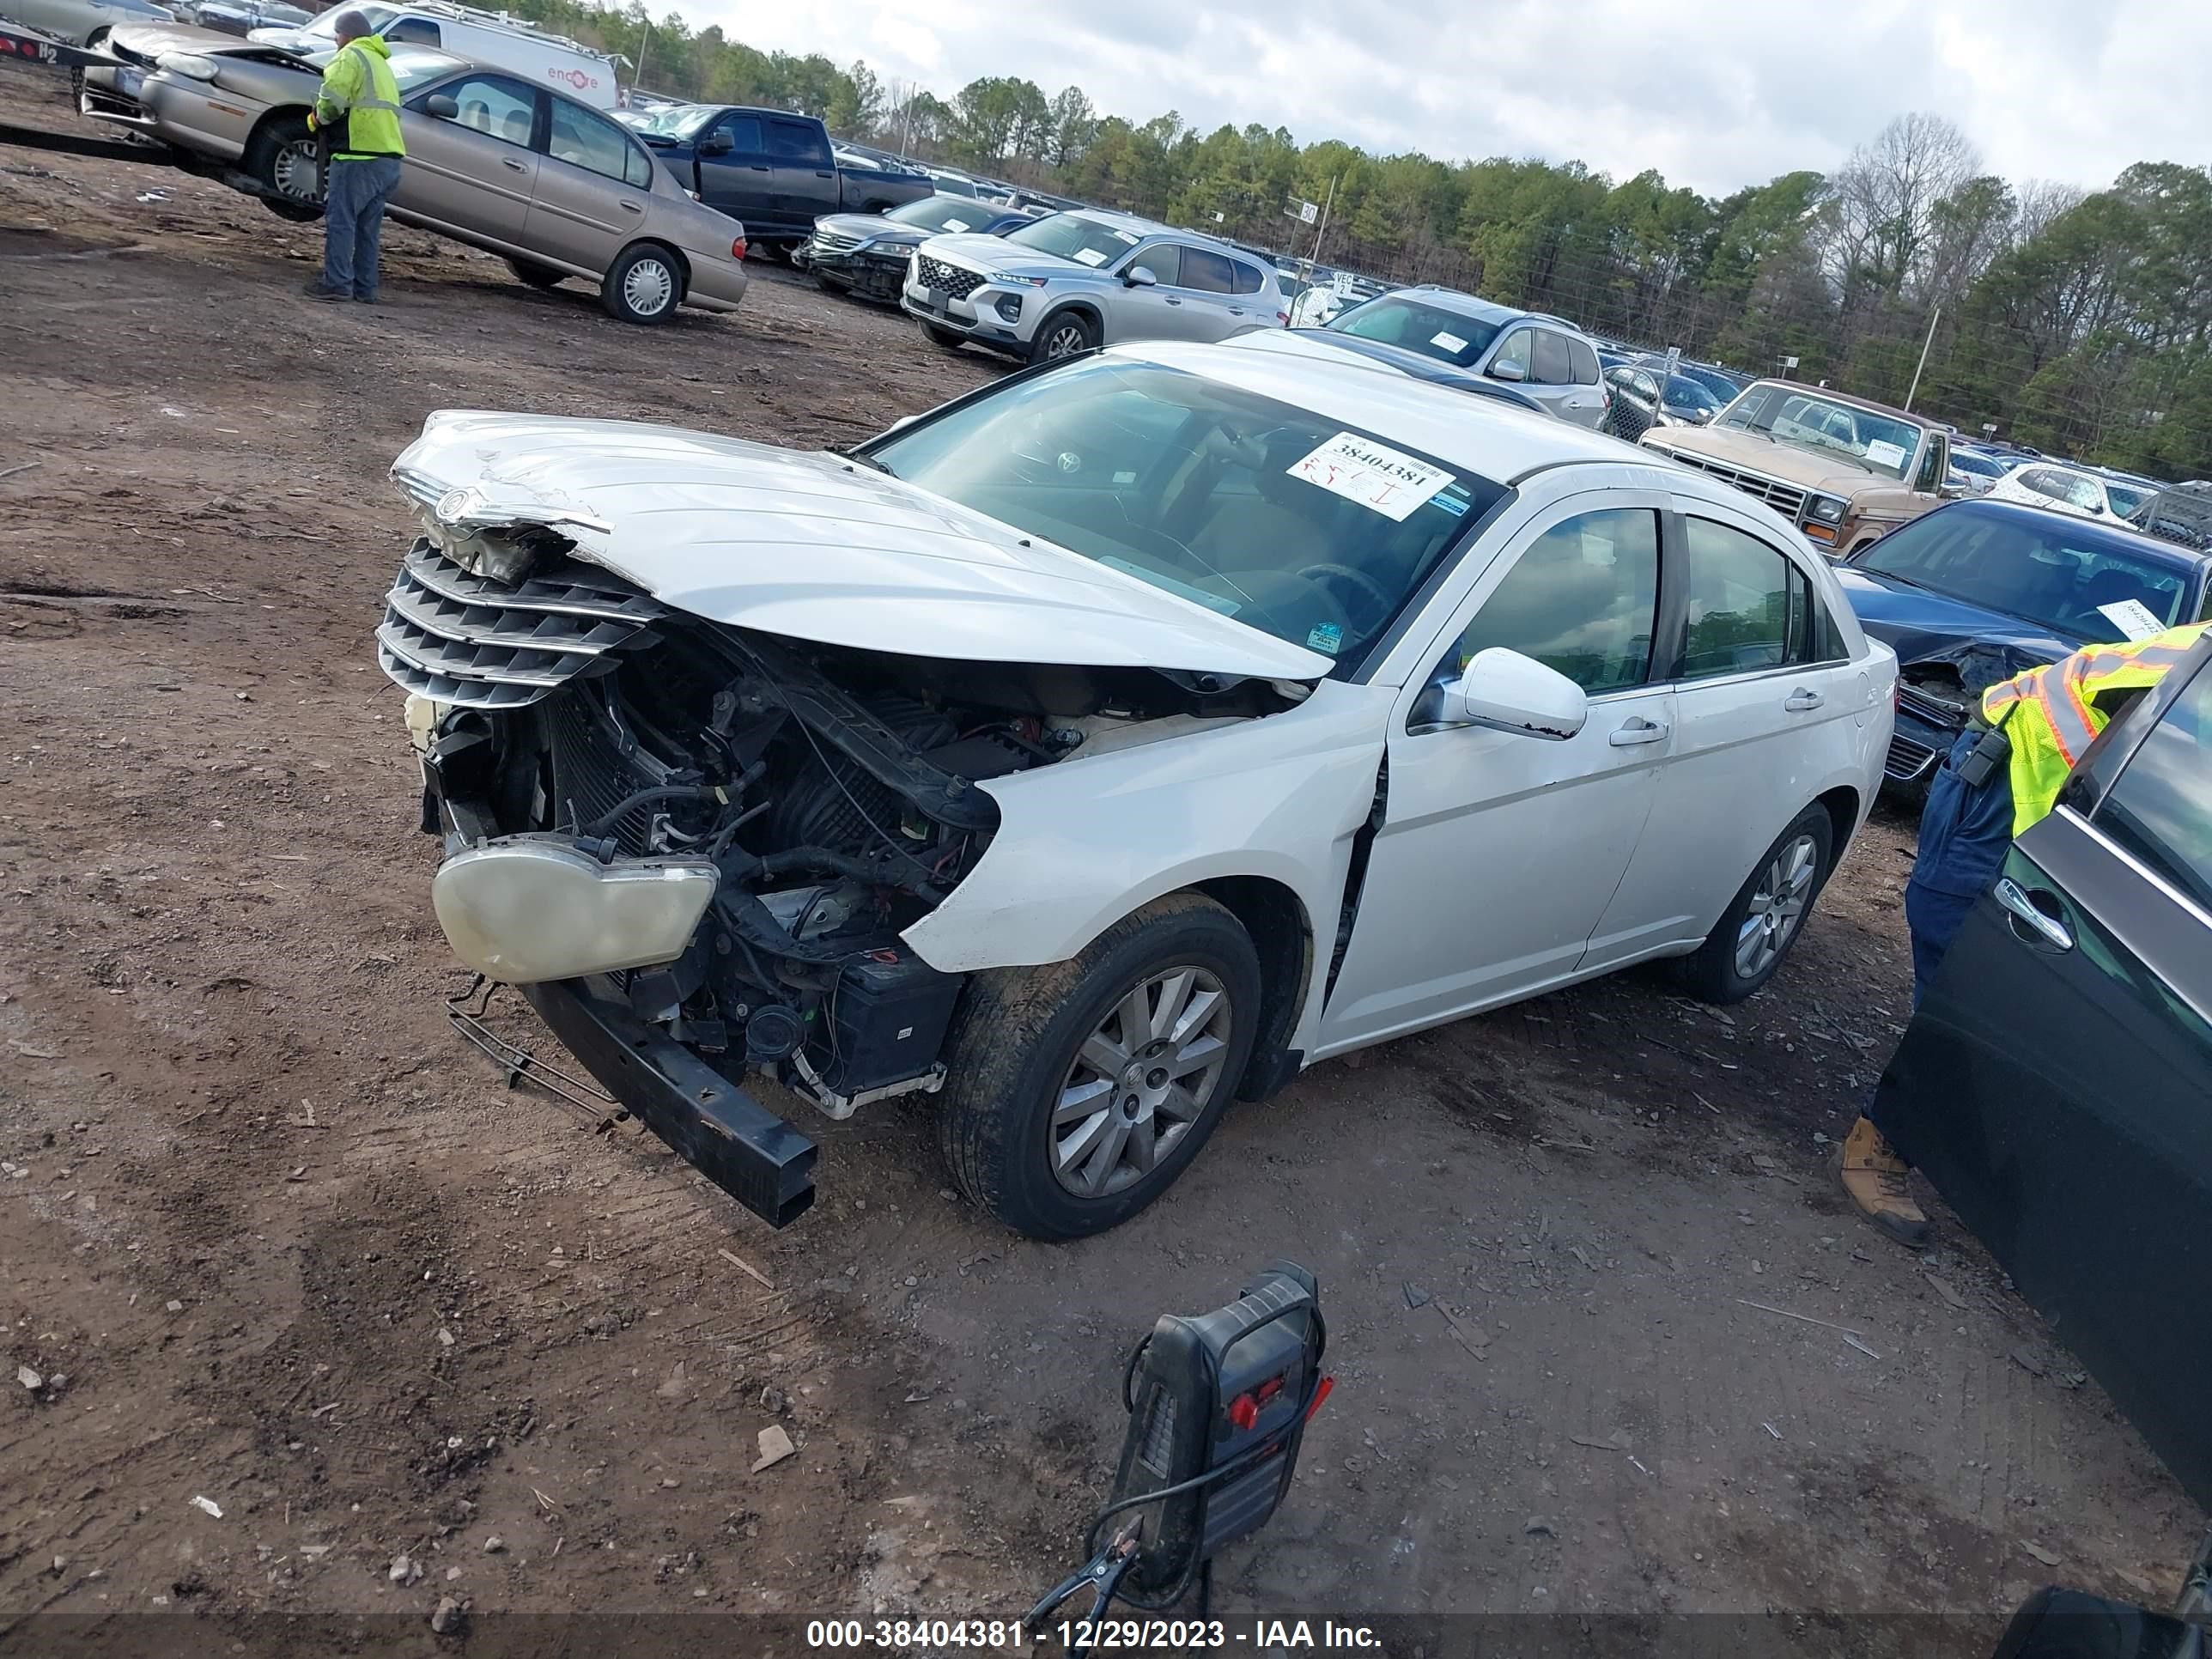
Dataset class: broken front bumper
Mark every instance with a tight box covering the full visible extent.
[436,781,817,1229]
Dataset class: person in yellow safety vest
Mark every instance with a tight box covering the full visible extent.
[1842,619,2212,1245]
[302,10,406,304]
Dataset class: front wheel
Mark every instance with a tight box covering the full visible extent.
[1029,309,1098,364]
[1674,805,1834,1004]
[936,893,1262,1239]
[245,112,323,219]
[601,243,682,324]
[920,320,966,349]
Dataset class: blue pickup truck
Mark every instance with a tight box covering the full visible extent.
[622,106,933,254]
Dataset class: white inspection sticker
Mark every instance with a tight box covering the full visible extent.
[2097,598,2166,641]
[1287,432,1455,522]
[1430,331,1470,354]
[1864,440,1909,469]
[1071,246,1108,266]
[1113,228,1140,244]
[942,217,970,233]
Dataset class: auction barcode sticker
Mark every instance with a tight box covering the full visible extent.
[1287,432,1455,521]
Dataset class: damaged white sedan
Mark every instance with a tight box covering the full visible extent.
[379,332,1896,1237]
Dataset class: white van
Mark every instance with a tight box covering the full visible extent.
[247,0,626,110]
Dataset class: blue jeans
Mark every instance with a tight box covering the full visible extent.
[323,155,402,300]
[1902,728,2016,1007]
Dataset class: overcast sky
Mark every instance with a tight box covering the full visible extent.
[702,0,2205,198]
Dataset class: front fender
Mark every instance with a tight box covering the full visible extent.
[902,680,1389,1035]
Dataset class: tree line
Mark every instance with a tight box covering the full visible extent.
[506,0,2212,482]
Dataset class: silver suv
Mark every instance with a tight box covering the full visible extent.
[902,209,1288,364]
[1320,286,1610,428]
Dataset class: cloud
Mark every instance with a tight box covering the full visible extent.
[702,0,2210,196]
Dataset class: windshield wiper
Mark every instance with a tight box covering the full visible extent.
[845,451,896,477]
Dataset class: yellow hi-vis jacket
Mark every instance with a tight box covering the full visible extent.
[1980,621,2209,835]
[313,33,405,160]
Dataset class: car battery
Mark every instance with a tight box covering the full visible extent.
[1107,1262,1328,1594]
[817,947,963,1097]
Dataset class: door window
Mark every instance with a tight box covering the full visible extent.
[1913,435,1944,493]
[1568,337,1601,385]
[1131,243,1180,284]
[716,113,763,153]
[1231,260,1267,295]
[1679,517,1797,679]
[766,117,830,165]
[1437,508,1661,697]
[435,75,537,148]
[1490,328,1534,379]
[1530,330,1574,386]
[384,15,439,43]
[547,100,638,183]
[2095,660,2212,913]
[1177,247,1238,295]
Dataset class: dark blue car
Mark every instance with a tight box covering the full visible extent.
[799,196,1036,304]
[1834,499,2212,793]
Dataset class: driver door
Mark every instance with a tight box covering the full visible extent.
[1316,497,1677,1054]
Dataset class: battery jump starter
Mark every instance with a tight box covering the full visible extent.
[1025,1261,1332,1645]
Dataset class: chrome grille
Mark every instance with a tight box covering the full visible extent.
[376,539,663,710]
[916,255,984,301]
[1662,451,1810,521]
[1883,732,1939,782]
[1897,684,1971,728]
[810,229,865,255]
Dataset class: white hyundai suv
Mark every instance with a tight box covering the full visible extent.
[379,331,1896,1239]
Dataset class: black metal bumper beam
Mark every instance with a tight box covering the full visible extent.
[520,976,817,1228]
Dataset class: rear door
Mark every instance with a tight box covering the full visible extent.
[1528,329,1601,427]
[691,112,771,224]
[1876,642,2212,1506]
[524,96,658,274]
[1592,508,1865,965]
[397,72,542,246]
[764,115,837,228]
[1169,246,1253,341]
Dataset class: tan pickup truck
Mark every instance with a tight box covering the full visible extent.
[1639,381,1958,555]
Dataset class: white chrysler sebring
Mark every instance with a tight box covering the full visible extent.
[379,331,1896,1238]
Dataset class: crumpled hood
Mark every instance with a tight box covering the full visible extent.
[814,212,928,247]
[391,410,1334,683]
[111,20,259,55]
[1834,566,2072,692]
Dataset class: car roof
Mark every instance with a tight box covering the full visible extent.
[1749,380,1928,424]
[1148,333,1655,483]
[1940,497,2208,570]
[1060,209,1267,264]
[1391,286,1601,340]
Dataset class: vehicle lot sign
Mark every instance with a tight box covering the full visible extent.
[1288,432,1455,521]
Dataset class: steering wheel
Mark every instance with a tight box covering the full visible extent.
[1298,562,1397,631]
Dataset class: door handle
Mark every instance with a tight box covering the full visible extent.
[1784,688,1824,712]
[1995,878,2073,951]
[1164,297,1182,306]
[619,199,642,213]
[501,157,527,172]
[749,163,770,173]
[1608,717,1669,746]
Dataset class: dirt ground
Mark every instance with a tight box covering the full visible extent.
[1,58,2203,1653]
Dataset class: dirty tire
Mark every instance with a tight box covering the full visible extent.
[600,243,682,324]
[1674,804,1834,1005]
[1029,308,1098,364]
[245,112,323,220]
[921,321,965,349]
[937,893,1261,1240]
[506,258,567,290]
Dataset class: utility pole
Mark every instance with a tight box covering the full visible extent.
[1905,305,1942,412]
[632,19,651,93]
[1310,173,1338,264]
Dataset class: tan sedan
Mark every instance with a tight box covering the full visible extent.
[82,31,748,322]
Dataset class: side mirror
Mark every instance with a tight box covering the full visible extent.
[1123,264,1158,288]
[1939,480,1967,500]
[1439,648,1588,740]
[698,129,734,156]
[424,93,459,119]
[1489,358,1528,383]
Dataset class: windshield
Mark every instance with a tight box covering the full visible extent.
[860,357,1506,673]
[1856,507,2191,642]
[1662,375,1720,414]
[1001,213,1143,269]
[300,0,398,36]
[889,195,991,234]
[1720,384,1924,480]
[1326,295,1504,369]
[629,105,720,139]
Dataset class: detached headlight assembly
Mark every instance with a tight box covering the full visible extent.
[156,52,222,81]
[1807,495,1848,525]
[432,836,718,985]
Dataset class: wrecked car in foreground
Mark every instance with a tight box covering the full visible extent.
[380,335,1894,1237]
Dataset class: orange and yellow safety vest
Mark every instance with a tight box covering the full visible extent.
[1980,621,2209,836]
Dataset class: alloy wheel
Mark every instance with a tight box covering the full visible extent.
[1042,321,1088,358]
[623,258,675,317]
[1049,966,1232,1199]
[1733,832,1820,981]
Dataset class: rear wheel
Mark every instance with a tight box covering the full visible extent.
[1674,805,1834,1004]
[245,112,324,220]
[1029,308,1098,364]
[600,243,682,324]
[506,258,567,290]
[936,893,1261,1239]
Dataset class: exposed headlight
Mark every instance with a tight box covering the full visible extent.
[1807,495,1848,524]
[156,52,222,81]
[432,836,718,985]
[986,271,1049,288]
